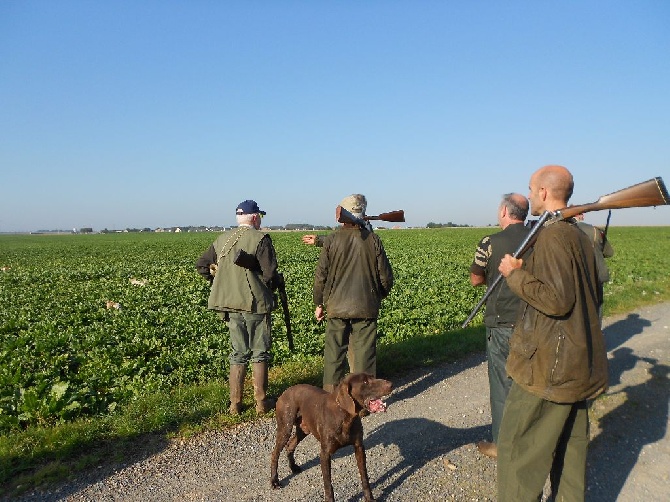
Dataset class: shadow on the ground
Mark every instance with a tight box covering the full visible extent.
[603,312,652,351]
[387,351,486,402]
[5,432,170,502]
[364,418,489,501]
[273,355,489,500]
[587,341,669,499]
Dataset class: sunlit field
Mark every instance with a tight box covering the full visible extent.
[1,227,669,432]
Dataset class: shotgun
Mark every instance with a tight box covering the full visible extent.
[233,249,294,351]
[462,176,669,328]
[336,206,405,227]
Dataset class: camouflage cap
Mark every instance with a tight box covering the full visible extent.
[339,194,367,216]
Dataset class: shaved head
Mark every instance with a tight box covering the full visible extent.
[527,165,575,215]
[534,165,574,204]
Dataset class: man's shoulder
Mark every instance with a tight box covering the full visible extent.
[504,222,531,234]
[490,223,529,243]
[541,219,581,243]
[212,231,229,244]
[576,221,595,233]
[475,234,492,248]
[576,221,604,242]
[330,225,362,238]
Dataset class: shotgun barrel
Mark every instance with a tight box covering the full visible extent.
[461,176,669,328]
[336,206,405,226]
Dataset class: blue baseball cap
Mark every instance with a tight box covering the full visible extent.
[236,200,266,215]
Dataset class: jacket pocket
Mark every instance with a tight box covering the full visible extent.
[508,337,537,386]
[549,326,590,386]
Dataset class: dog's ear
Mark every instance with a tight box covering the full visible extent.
[335,377,357,416]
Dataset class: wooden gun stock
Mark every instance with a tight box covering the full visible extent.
[336,206,406,226]
[556,177,669,220]
[365,209,406,222]
[233,249,261,271]
[462,176,669,329]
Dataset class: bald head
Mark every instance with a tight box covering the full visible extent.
[528,165,574,214]
[535,165,574,202]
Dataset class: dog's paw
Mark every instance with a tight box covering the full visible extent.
[270,479,283,490]
[289,463,302,474]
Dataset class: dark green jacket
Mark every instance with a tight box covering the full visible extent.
[314,225,393,319]
[577,221,614,284]
[505,219,608,403]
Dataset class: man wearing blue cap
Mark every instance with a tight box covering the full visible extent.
[196,199,280,415]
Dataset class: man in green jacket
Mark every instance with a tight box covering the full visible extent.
[196,199,280,415]
[313,194,394,392]
[498,166,608,501]
[575,211,615,321]
[469,193,530,459]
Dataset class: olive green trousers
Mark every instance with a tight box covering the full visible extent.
[497,382,589,502]
[226,312,272,365]
[323,317,377,387]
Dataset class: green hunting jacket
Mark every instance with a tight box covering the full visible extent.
[205,227,277,314]
[505,219,608,403]
[313,224,393,319]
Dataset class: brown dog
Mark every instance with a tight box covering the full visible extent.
[270,372,393,502]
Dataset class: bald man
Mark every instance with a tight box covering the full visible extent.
[497,166,608,502]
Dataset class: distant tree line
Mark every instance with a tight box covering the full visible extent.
[89,224,335,234]
[426,222,472,228]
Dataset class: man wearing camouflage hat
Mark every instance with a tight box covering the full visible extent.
[313,194,394,391]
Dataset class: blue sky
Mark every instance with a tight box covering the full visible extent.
[1,1,668,232]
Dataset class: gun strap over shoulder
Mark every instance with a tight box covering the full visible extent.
[217,227,250,265]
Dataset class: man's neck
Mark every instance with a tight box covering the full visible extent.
[501,219,523,230]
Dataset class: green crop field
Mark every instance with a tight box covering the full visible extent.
[1,227,669,434]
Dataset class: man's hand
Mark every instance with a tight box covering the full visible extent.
[499,254,523,277]
[315,305,325,322]
[470,272,486,287]
[302,235,317,245]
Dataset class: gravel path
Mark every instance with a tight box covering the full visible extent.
[11,303,670,501]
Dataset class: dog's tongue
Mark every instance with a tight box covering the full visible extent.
[367,398,387,413]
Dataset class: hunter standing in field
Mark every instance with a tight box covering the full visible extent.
[196,199,281,415]
[303,212,374,373]
[497,165,608,501]
[313,194,394,392]
[469,192,529,459]
[574,211,615,321]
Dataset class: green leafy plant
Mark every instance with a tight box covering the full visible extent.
[1,227,668,434]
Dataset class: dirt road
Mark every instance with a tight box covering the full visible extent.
[13,302,670,501]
